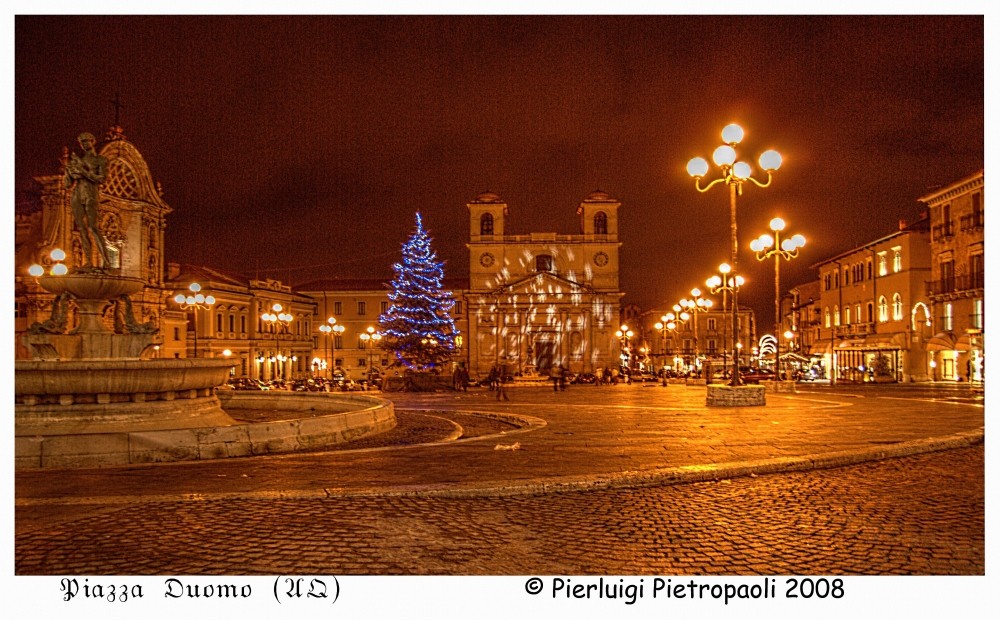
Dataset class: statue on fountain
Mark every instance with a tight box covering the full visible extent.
[64,132,112,269]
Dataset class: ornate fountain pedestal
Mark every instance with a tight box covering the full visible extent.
[16,269,239,468]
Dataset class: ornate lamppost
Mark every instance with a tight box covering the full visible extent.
[174,282,216,357]
[706,263,744,385]
[261,303,293,382]
[359,326,383,388]
[318,316,345,379]
[688,123,781,387]
[614,324,634,373]
[751,217,806,379]
[679,288,713,374]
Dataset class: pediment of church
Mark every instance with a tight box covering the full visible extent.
[492,271,594,299]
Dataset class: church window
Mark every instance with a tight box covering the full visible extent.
[480,213,494,235]
[594,211,608,235]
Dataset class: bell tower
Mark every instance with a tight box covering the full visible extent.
[467,191,508,240]
[577,190,619,239]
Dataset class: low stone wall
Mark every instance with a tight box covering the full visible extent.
[15,392,395,470]
[766,380,798,393]
[705,384,767,407]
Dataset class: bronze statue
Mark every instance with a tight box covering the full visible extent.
[64,132,112,268]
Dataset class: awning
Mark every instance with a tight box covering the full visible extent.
[808,342,832,355]
[955,332,981,352]
[925,332,958,351]
[864,333,908,350]
[779,352,811,363]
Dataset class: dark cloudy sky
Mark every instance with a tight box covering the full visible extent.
[15,15,984,322]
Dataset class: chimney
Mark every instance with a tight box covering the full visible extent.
[899,219,908,230]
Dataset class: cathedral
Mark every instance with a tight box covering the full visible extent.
[461,191,625,378]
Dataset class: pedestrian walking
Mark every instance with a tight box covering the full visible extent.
[550,364,561,392]
[496,365,510,401]
[558,364,567,391]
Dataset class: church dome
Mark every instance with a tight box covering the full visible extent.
[585,190,614,202]
[472,191,503,203]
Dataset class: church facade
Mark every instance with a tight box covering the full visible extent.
[461,191,625,377]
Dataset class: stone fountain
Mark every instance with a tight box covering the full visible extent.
[16,267,239,453]
[15,130,238,466]
[15,130,395,469]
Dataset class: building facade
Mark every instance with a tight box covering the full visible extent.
[635,304,756,375]
[163,264,317,381]
[295,278,471,382]
[919,170,985,384]
[809,217,933,383]
[462,191,625,378]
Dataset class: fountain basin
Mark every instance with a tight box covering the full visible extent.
[15,359,239,437]
[38,273,145,300]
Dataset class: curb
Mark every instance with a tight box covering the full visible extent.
[332,427,985,499]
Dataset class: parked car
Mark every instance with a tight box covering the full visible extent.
[739,367,775,384]
[571,372,597,384]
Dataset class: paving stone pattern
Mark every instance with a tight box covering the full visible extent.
[15,384,984,575]
[15,446,983,575]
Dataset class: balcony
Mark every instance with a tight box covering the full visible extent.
[834,322,874,338]
[959,212,984,233]
[931,222,954,242]
[926,272,984,296]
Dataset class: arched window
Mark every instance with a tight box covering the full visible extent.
[866,302,874,323]
[594,211,608,235]
[480,213,494,235]
[892,293,903,321]
[878,296,888,322]
[824,306,831,328]
[833,305,840,326]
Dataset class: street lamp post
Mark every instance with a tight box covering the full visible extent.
[679,288,713,373]
[688,123,781,387]
[318,316,345,379]
[707,263,745,385]
[174,282,216,357]
[783,329,796,380]
[614,325,634,374]
[261,303,293,382]
[751,217,806,379]
[359,326,383,388]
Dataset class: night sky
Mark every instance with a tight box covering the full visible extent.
[14,15,984,322]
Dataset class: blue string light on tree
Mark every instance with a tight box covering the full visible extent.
[379,212,459,371]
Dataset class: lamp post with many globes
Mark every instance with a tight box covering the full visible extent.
[261,303,293,382]
[174,282,216,357]
[706,263,744,385]
[359,326,383,388]
[680,289,713,374]
[751,217,806,379]
[318,317,345,379]
[615,325,634,374]
[688,123,781,387]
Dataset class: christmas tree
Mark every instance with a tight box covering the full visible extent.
[379,212,459,371]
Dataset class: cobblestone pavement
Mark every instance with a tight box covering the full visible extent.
[15,446,983,575]
[15,384,985,575]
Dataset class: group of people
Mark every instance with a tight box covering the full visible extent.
[594,366,630,385]
[452,364,470,392]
